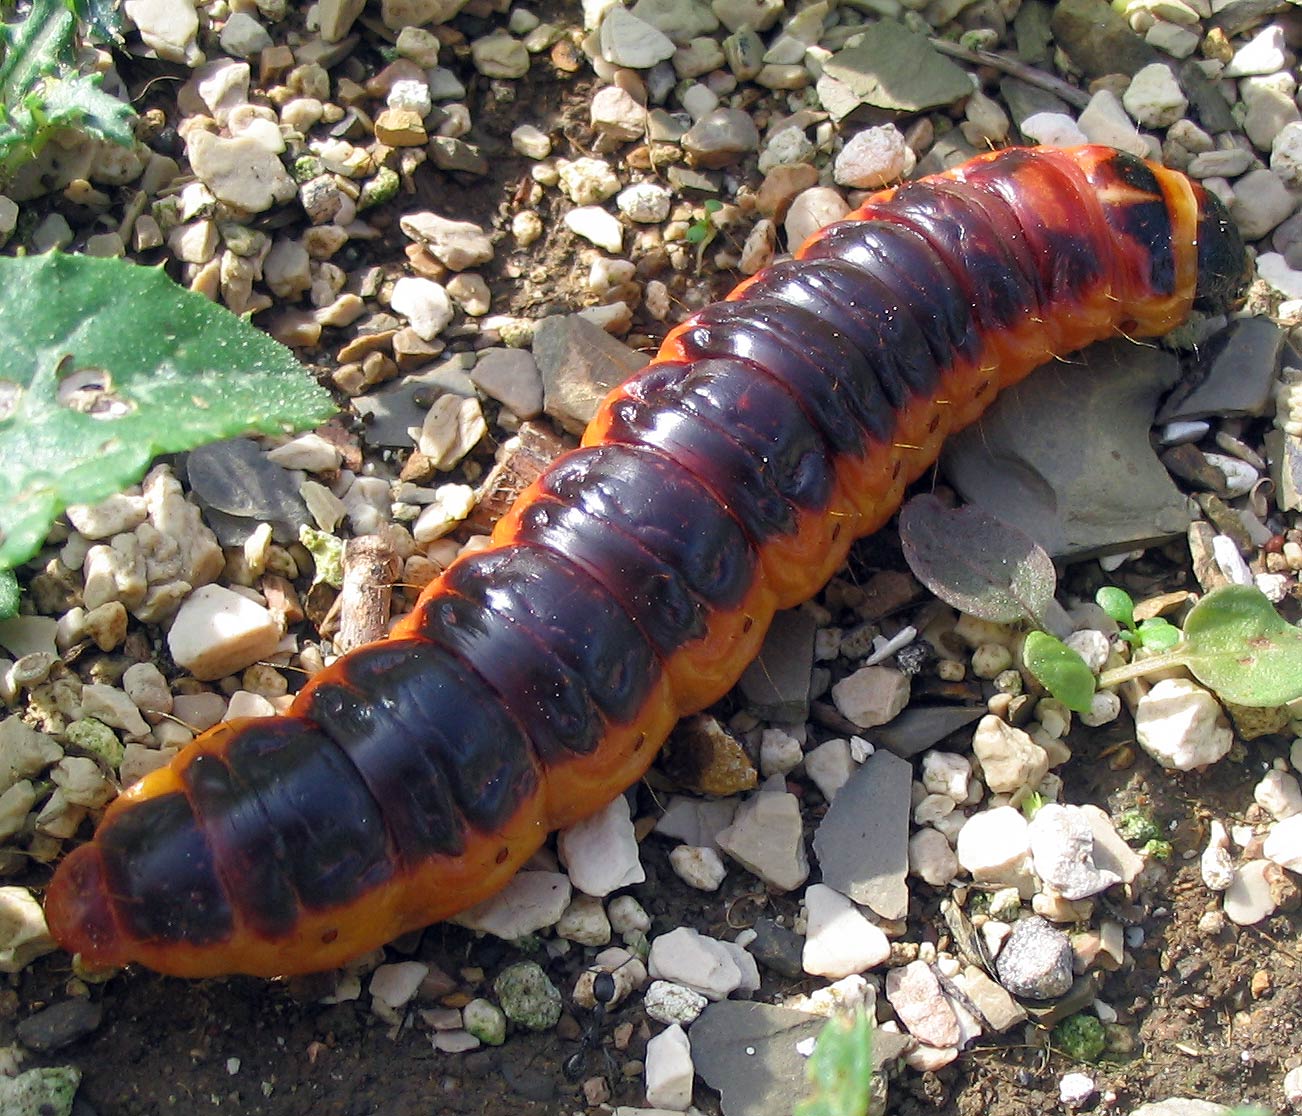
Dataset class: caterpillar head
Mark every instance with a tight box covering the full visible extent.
[1192,185,1250,315]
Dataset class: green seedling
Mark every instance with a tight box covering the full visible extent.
[1094,586,1180,652]
[0,254,335,573]
[1025,585,1302,714]
[686,198,723,271]
[795,1007,876,1116]
[0,0,135,185]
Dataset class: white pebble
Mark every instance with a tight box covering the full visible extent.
[564,206,623,252]
[1134,678,1233,771]
[833,124,914,189]
[648,927,743,1001]
[558,795,645,896]
[908,827,959,886]
[668,845,728,891]
[1020,112,1088,147]
[956,806,1034,889]
[167,585,282,682]
[801,883,891,978]
[644,980,708,1025]
[1254,769,1302,820]
[644,1023,694,1111]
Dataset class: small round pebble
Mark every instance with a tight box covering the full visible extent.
[994,916,1074,1000]
[494,961,563,1031]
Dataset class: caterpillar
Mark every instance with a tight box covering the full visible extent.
[43,145,1247,978]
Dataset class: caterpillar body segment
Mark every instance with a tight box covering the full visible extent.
[44,146,1247,978]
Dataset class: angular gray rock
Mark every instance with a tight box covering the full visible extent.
[819,22,971,113]
[872,705,986,759]
[1158,318,1284,422]
[691,1001,911,1116]
[941,340,1189,562]
[739,609,817,723]
[812,749,911,920]
[531,315,645,434]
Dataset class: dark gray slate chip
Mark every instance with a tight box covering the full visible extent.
[739,609,817,723]
[819,21,972,112]
[1049,0,1158,77]
[352,359,477,448]
[532,314,645,435]
[691,1001,911,1116]
[16,998,104,1051]
[812,749,911,920]
[747,918,806,980]
[872,705,986,759]
[1158,317,1284,422]
[941,339,1189,562]
[184,438,309,545]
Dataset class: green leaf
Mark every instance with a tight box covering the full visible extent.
[0,0,135,183]
[1023,631,1096,714]
[898,494,1057,626]
[1136,616,1180,651]
[70,0,126,45]
[0,567,17,619]
[1094,586,1135,630]
[0,254,336,570]
[795,1008,875,1116]
[1178,585,1302,707]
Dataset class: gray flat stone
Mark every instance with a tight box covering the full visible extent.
[352,358,477,448]
[940,340,1189,562]
[185,438,309,545]
[532,315,645,434]
[691,1001,910,1116]
[819,22,971,113]
[1049,0,1158,78]
[872,705,986,759]
[1001,76,1073,130]
[739,610,818,723]
[1158,317,1284,422]
[812,749,911,920]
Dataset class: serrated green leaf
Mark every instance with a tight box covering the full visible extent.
[70,0,126,45]
[1178,585,1302,707]
[0,254,336,570]
[0,567,17,619]
[1023,631,1096,714]
[1094,586,1135,629]
[899,494,1057,626]
[0,0,135,182]
[795,1008,874,1116]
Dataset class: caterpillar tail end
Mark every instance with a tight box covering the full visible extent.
[45,844,126,972]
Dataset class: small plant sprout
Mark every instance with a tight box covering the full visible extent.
[1093,587,1180,652]
[685,198,724,270]
[1024,585,1302,714]
[795,1007,876,1116]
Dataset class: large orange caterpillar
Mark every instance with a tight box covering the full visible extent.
[44,146,1247,978]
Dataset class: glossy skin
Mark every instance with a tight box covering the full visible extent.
[44,146,1247,978]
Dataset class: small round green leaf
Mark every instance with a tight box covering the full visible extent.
[1179,585,1302,707]
[1023,631,1096,714]
[1094,586,1135,629]
[1136,617,1180,652]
